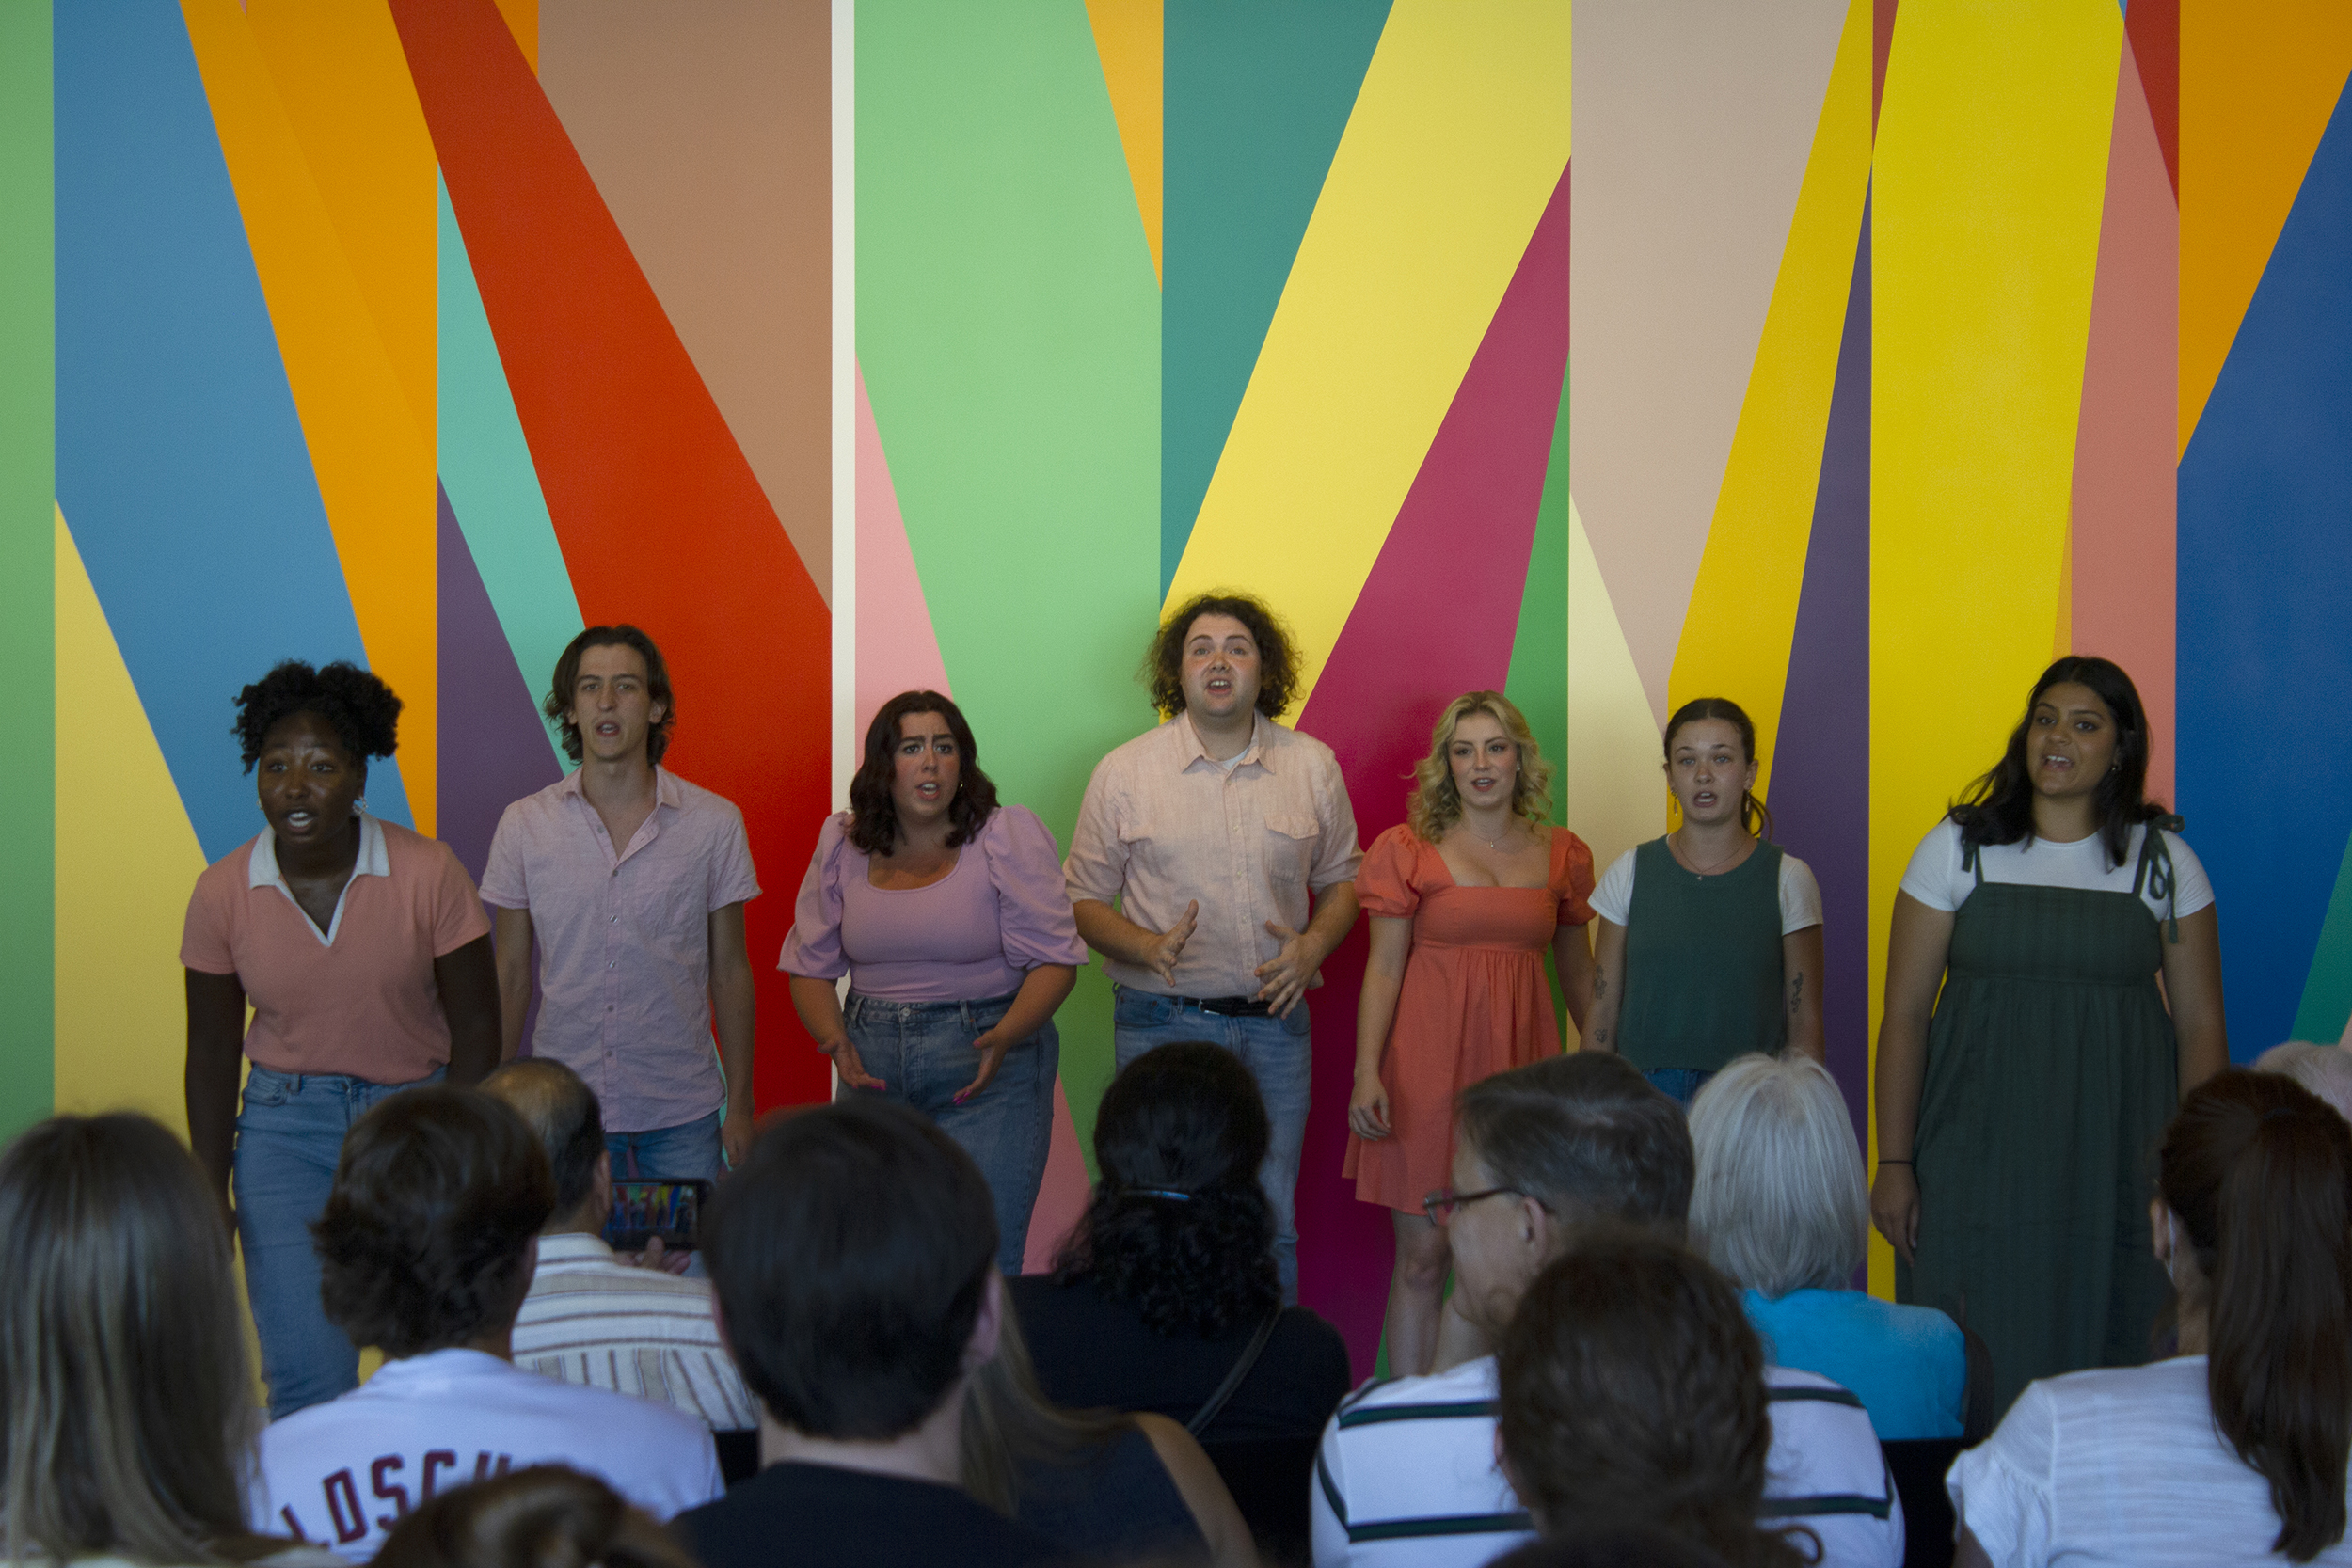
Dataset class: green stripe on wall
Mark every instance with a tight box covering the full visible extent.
[1506,356,1570,1043]
[0,0,56,1136]
[2291,824,2352,1045]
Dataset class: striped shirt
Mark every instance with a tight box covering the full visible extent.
[1311,1357,1902,1568]
[510,1234,758,1431]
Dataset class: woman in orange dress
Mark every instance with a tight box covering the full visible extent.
[1345,690,1596,1375]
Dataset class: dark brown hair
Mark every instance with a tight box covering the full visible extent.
[233,659,402,787]
[373,1465,700,1568]
[543,626,675,766]
[2159,1070,2352,1560]
[1498,1232,1810,1567]
[1662,698,1772,841]
[1144,592,1302,720]
[847,691,1000,856]
[1951,654,2163,868]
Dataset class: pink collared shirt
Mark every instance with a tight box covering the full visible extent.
[1065,712,1364,998]
[480,768,761,1132]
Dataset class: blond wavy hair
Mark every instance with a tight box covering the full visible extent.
[1407,690,1554,842]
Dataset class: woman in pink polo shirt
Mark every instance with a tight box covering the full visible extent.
[181,660,500,1420]
[782,690,1086,1275]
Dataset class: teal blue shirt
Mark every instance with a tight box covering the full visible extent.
[1743,1286,1967,1439]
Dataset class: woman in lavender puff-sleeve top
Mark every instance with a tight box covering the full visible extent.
[781,690,1086,1273]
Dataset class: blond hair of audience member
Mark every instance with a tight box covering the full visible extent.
[1688,1053,1866,1297]
[1406,690,1554,843]
[0,1114,328,1567]
[2254,1041,2352,1126]
[371,1466,698,1568]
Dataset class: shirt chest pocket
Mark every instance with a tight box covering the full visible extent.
[1263,813,1321,885]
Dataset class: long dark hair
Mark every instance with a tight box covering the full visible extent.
[1951,655,2164,868]
[1662,699,1773,841]
[1053,1043,1280,1337]
[2159,1071,2352,1561]
[847,691,1001,856]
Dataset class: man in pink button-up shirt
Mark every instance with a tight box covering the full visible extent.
[483,626,760,1182]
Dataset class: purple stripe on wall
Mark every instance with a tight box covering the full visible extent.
[1770,186,1872,1150]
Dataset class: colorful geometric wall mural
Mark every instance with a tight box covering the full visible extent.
[6,0,2352,1373]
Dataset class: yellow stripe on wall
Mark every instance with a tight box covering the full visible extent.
[1567,494,1663,965]
[1668,0,1874,797]
[1164,0,1570,706]
[1868,0,2122,1292]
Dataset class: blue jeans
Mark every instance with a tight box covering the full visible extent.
[1111,986,1311,1303]
[607,1109,723,1182]
[1644,1067,1717,1108]
[838,991,1058,1275]
[234,1064,442,1421]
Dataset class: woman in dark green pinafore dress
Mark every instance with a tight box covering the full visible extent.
[1871,657,2228,1416]
[1585,699,1827,1105]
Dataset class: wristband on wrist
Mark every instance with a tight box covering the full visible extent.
[1878,1158,1914,1166]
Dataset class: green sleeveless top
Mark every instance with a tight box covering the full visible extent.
[1619,836,1787,1071]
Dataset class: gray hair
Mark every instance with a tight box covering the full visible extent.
[1688,1053,1867,1298]
[1455,1052,1692,1243]
[2254,1041,2352,1126]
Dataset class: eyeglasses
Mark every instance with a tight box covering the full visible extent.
[1423,1185,1519,1223]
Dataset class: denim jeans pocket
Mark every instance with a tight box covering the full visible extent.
[1113,987,1180,1029]
[238,1066,294,1116]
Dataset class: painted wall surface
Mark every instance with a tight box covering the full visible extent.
[8,0,2352,1374]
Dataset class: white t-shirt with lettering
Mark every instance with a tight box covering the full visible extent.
[1898,817,2212,924]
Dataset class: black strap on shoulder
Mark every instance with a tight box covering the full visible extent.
[1188,1310,1281,1437]
[2131,815,2185,942]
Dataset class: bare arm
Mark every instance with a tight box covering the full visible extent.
[184,968,247,1221]
[1783,923,1827,1062]
[492,905,534,1061]
[2160,904,2228,1097]
[954,963,1078,1103]
[1134,1413,1260,1568]
[1257,881,1361,1017]
[787,972,882,1090]
[707,901,756,1169]
[1073,896,1198,984]
[435,934,501,1086]
[1582,918,1627,1053]
[1870,893,1954,1264]
[1952,1526,1994,1568]
[1349,916,1414,1140]
[1551,919,1595,1033]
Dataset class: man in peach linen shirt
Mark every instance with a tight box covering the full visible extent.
[1065,592,1362,1297]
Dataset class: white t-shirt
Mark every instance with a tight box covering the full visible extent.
[1948,1355,2352,1566]
[253,1348,723,1560]
[1310,1357,1901,1568]
[1898,817,2213,925]
[1588,843,1823,934]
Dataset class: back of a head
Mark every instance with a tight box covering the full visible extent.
[1688,1053,1867,1298]
[707,1098,998,1440]
[1457,1053,1693,1240]
[2159,1070,2352,1561]
[1056,1041,1279,1336]
[480,1058,607,1223]
[1496,1231,1804,1568]
[1488,1528,1738,1568]
[314,1087,556,1358]
[373,1465,699,1568]
[0,1114,259,1564]
[2255,1042,2352,1127]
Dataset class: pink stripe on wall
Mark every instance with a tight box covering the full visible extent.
[855,365,952,740]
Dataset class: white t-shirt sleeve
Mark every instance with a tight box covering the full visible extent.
[2157,829,2216,920]
[1947,1380,2059,1567]
[1898,817,1968,912]
[1589,848,1638,926]
[1778,854,1823,935]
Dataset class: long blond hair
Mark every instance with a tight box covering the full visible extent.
[1408,690,1554,842]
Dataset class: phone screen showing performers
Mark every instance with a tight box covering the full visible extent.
[604,1179,711,1253]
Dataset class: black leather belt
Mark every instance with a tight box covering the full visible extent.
[1173,993,1275,1018]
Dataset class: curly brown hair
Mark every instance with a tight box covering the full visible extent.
[1498,1231,1813,1567]
[1143,592,1303,720]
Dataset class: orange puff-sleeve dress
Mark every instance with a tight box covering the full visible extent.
[1343,822,1596,1215]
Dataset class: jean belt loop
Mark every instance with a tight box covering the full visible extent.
[959,998,976,1034]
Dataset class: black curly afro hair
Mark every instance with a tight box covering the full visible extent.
[233,661,402,782]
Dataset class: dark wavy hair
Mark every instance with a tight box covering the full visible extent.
[1663,698,1773,840]
[313,1089,556,1359]
[1144,592,1302,721]
[1499,1233,1812,1567]
[233,660,401,786]
[543,626,675,767]
[2159,1071,2352,1561]
[847,691,1000,856]
[1950,655,2163,869]
[373,1465,700,1568]
[1053,1043,1279,1337]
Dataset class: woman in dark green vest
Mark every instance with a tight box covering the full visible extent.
[1870,656,2228,1414]
[1582,698,1826,1104]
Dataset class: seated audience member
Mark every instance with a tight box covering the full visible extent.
[373,1466,699,1568]
[481,1059,756,1431]
[1311,1053,1900,1568]
[1499,1232,1819,1568]
[255,1089,721,1560]
[675,1099,1065,1568]
[2255,1040,2352,1125]
[1015,1042,1351,1441]
[962,1301,1255,1565]
[1489,1532,1735,1568]
[0,1114,342,1568]
[1689,1053,1966,1438]
[1949,1070,2352,1566]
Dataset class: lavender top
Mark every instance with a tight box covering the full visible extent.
[779,806,1087,1002]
